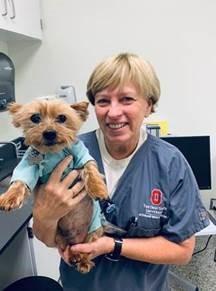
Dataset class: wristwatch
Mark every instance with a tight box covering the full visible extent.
[105,237,123,261]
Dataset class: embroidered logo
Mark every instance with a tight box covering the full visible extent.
[150,189,163,206]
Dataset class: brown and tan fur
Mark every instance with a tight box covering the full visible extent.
[0,99,108,273]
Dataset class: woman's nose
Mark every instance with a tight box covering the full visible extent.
[107,103,122,118]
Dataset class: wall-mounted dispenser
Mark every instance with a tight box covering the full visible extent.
[56,85,77,104]
[0,52,15,111]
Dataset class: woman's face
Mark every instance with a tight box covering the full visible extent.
[94,83,152,156]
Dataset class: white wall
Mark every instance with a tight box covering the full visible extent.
[1,0,216,280]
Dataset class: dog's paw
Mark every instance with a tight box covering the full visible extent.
[69,253,82,265]
[76,260,95,274]
[0,181,28,211]
[85,175,108,200]
[82,163,108,200]
[0,194,23,211]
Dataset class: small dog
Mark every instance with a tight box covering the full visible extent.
[0,99,108,273]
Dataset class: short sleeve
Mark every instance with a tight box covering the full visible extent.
[10,147,39,192]
[70,139,95,168]
[161,151,209,243]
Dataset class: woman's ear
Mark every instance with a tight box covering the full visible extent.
[71,101,89,121]
[145,98,153,117]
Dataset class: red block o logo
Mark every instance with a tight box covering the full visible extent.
[150,189,163,205]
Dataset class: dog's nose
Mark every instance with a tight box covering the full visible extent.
[43,130,57,141]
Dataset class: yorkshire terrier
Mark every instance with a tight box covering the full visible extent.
[0,99,108,273]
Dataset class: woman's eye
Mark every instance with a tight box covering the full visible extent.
[95,99,109,106]
[30,113,41,124]
[56,114,67,123]
[122,96,135,104]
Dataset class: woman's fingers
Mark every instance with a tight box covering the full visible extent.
[69,189,87,207]
[49,156,73,183]
[58,246,72,265]
[62,168,81,189]
[68,179,85,198]
[34,156,87,221]
[48,156,84,195]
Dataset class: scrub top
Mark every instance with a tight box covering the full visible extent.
[60,131,209,291]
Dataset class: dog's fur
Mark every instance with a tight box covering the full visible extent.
[0,99,108,273]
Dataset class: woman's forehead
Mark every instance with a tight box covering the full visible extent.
[96,82,140,96]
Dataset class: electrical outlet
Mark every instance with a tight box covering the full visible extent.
[210,198,216,210]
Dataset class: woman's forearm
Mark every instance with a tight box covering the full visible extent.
[121,235,195,265]
[68,234,195,266]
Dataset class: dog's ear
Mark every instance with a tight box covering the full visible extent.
[71,101,89,121]
[7,103,23,127]
[8,102,22,114]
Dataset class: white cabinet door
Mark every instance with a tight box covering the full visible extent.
[0,0,12,29]
[0,0,42,40]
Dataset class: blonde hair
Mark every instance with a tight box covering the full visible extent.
[86,52,160,112]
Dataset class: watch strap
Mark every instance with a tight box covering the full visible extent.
[105,237,123,261]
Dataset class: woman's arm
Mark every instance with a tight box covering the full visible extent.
[33,156,87,247]
[121,235,195,264]
[66,234,195,265]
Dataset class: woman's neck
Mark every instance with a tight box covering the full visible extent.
[104,139,139,160]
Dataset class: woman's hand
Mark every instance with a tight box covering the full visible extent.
[59,236,115,265]
[33,156,87,247]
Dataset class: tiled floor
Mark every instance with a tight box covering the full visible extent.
[169,235,216,291]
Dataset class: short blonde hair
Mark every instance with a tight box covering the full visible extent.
[86,52,160,112]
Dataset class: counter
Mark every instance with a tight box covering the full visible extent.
[0,140,37,289]
[0,177,33,254]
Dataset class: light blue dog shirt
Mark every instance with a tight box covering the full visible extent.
[11,139,102,233]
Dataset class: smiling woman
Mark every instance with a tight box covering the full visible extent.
[32,52,209,291]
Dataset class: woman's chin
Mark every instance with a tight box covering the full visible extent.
[106,134,132,146]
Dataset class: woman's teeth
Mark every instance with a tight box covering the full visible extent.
[108,123,125,129]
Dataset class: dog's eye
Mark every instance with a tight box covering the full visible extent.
[30,113,41,124]
[56,114,67,123]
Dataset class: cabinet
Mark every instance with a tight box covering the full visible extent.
[0,226,37,290]
[0,0,42,40]
[0,158,36,289]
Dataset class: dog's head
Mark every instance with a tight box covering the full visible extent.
[8,99,89,153]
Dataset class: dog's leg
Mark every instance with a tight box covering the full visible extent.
[82,161,108,200]
[74,227,104,273]
[0,181,29,211]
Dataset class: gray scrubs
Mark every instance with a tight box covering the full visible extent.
[60,131,209,291]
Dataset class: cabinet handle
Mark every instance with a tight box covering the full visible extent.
[8,0,15,19]
[1,0,8,16]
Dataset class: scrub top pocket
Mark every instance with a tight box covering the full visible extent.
[126,216,161,238]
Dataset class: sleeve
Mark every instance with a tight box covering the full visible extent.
[88,200,102,233]
[161,151,210,243]
[10,148,40,192]
[70,139,95,169]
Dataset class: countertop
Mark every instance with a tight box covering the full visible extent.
[0,177,33,255]
[0,158,20,181]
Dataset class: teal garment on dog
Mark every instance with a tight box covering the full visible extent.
[10,138,102,233]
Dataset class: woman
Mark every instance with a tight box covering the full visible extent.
[33,53,209,291]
